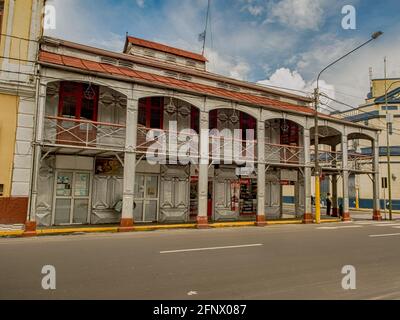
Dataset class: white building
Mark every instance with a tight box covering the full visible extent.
[12,33,381,235]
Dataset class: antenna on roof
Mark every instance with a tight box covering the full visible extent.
[198,0,211,56]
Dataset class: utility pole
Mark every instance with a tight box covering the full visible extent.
[314,88,321,224]
[384,57,393,220]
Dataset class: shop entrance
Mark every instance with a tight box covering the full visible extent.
[133,175,159,222]
[239,178,257,216]
[53,171,91,225]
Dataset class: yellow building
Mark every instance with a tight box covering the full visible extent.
[0,0,45,225]
[336,78,400,212]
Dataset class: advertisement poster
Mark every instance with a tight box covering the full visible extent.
[95,159,123,175]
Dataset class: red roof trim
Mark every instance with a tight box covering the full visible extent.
[38,50,314,116]
[126,36,208,63]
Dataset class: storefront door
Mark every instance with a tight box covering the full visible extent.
[133,175,159,222]
[53,171,91,225]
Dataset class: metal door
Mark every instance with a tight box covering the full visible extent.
[53,171,91,225]
[133,174,159,222]
[265,171,281,219]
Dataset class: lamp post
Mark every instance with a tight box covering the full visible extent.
[383,77,400,220]
[314,31,383,224]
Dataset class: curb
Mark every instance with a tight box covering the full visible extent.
[0,218,357,238]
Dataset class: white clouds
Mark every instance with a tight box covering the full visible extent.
[136,0,145,8]
[206,48,251,81]
[265,0,325,31]
[241,0,264,16]
[257,68,336,111]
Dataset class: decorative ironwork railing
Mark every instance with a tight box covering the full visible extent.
[265,143,305,165]
[311,150,343,169]
[348,152,373,172]
[43,116,126,150]
[136,126,256,164]
[310,149,373,172]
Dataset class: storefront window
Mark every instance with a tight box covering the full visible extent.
[239,179,257,215]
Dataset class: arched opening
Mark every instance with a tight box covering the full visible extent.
[37,81,128,227]
[308,125,343,219]
[264,118,304,220]
[346,133,376,217]
[134,96,201,224]
[44,80,127,149]
[208,108,257,222]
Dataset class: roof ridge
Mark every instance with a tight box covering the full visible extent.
[126,35,208,62]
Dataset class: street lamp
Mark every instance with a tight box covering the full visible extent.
[383,78,400,220]
[314,31,383,223]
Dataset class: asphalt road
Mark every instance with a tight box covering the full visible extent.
[1,220,400,300]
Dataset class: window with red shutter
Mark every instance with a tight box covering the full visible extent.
[137,97,164,129]
[240,112,257,140]
[190,107,199,133]
[58,82,98,121]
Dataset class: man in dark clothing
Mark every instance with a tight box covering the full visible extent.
[326,193,332,216]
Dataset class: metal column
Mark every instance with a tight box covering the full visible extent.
[25,82,46,235]
[120,97,138,231]
[256,120,266,226]
[372,138,382,220]
[303,128,313,223]
[197,110,209,228]
[342,134,351,221]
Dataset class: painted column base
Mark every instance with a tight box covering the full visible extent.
[373,210,382,221]
[118,218,135,232]
[331,208,338,218]
[23,221,37,237]
[196,216,210,229]
[303,213,313,224]
[255,215,266,227]
[342,212,351,222]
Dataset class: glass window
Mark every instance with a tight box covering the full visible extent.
[58,82,98,121]
[137,97,164,128]
[60,96,77,118]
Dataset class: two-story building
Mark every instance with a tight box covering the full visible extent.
[0,1,383,235]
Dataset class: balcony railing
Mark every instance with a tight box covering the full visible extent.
[136,126,256,164]
[348,152,373,172]
[43,116,126,150]
[136,125,200,160]
[311,150,343,169]
[265,143,304,165]
[310,149,373,172]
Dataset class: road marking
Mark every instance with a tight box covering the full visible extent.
[374,223,400,227]
[369,233,400,238]
[354,221,393,225]
[160,243,263,254]
[317,226,363,230]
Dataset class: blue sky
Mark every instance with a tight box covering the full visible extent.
[45,0,400,110]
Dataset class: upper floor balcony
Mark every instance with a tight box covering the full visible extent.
[40,81,375,173]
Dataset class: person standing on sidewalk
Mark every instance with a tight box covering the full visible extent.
[326,193,332,216]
